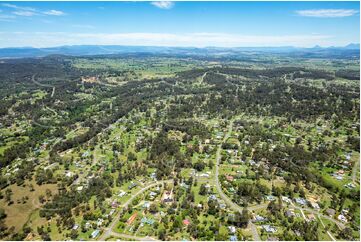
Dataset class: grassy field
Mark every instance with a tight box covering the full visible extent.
[0,180,57,232]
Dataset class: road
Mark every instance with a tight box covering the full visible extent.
[108,231,158,241]
[292,205,345,230]
[214,119,260,241]
[318,214,336,241]
[352,156,359,184]
[200,71,208,83]
[98,180,173,241]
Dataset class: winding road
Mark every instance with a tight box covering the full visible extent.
[98,180,173,241]
[215,119,261,241]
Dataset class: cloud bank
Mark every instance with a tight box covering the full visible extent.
[296,9,358,18]
[151,1,174,10]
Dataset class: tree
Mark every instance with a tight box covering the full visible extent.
[199,184,207,196]
[0,208,6,220]
[149,203,158,213]
[45,189,52,199]
[5,188,12,204]
[158,223,166,240]
[216,225,229,241]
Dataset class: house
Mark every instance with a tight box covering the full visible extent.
[183,219,190,226]
[97,218,104,227]
[230,235,238,241]
[344,183,356,189]
[309,202,320,210]
[253,215,266,222]
[65,171,74,178]
[143,201,151,209]
[219,203,226,209]
[127,213,138,225]
[82,151,90,158]
[85,222,91,230]
[149,191,157,200]
[228,226,236,234]
[326,208,336,217]
[307,214,316,221]
[199,173,210,178]
[150,172,157,180]
[128,182,137,189]
[226,175,234,182]
[77,186,84,192]
[208,195,217,201]
[262,225,277,233]
[111,200,119,208]
[91,230,100,238]
[118,191,126,197]
[282,196,291,203]
[265,195,276,201]
[141,217,155,225]
[72,224,79,230]
[162,190,173,203]
[295,197,307,206]
[341,209,349,215]
[285,209,295,217]
[338,214,348,223]
[181,182,190,189]
[345,153,351,160]
[334,174,343,181]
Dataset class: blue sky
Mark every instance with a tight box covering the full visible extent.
[0,1,359,47]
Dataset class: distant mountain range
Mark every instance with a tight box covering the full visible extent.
[0,44,359,58]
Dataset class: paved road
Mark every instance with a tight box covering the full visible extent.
[108,231,158,241]
[292,205,346,230]
[214,119,261,241]
[352,156,359,183]
[98,180,173,241]
[318,214,336,241]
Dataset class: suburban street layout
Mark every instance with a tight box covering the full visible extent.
[0,1,360,242]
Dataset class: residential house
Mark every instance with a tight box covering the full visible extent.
[262,225,277,233]
[307,214,316,221]
[338,214,348,223]
[228,226,236,234]
[162,190,173,203]
[295,197,307,206]
[285,209,295,217]
[230,235,238,241]
[183,219,190,226]
[265,195,276,201]
[91,230,100,238]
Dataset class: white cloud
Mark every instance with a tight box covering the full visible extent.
[296,9,358,18]
[2,3,65,18]
[43,10,65,16]
[0,32,337,48]
[2,3,36,12]
[151,1,174,10]
[12,10,37,16]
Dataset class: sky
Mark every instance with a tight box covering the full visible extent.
[0,1,359,48]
